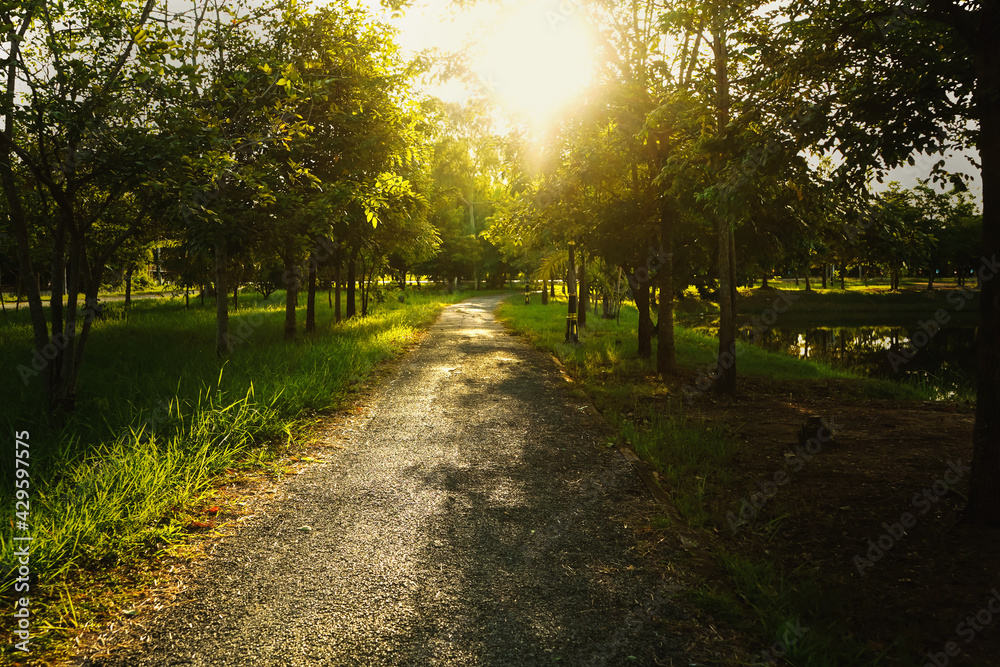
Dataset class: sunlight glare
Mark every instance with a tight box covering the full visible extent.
[475,3,595,132]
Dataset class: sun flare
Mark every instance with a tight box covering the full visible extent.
[474,3,596,132]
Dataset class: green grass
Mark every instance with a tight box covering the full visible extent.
[616,407,737,526]
[736,279,981,314]
[498,295,932,665]
[499,295,931,400]
[0,288,476,605]
[706,550,891,666]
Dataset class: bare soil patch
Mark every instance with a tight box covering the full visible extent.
[691,376,999,664]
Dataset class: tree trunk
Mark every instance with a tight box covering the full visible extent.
[928,269,935,290]
[968,30,1000,526]
[125,266,133,308]
[282,244,297,340]
[635,270,653,359]
[52,231,81,414]
[215,241,230,357]
[804,270,812,291]
[306,250,317,334]
[615,268,623,322]
[712,10,736,396]
[657,204,676,376]
[761,273,769,289]
[541,275,549,305]
[550,272,556,298]
[1,149,49,361]
[715,218,737,394]
[565,243,578,343]
[361,262,371,318]
[51,219,65,333]
[335,248,343,323]
[577,252,587,329]
[346,245,358,319]
[821,262,828,289]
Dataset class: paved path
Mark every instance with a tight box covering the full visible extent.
[89,295,692,667]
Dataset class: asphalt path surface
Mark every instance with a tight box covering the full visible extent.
[89,295,693,667]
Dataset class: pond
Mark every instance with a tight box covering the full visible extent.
[688,313,979,399]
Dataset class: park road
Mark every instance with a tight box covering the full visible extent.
[88,295,694,667]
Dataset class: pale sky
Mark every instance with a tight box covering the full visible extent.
[882,151,982,207]
[369,0,599,136]
[373,0,982,206]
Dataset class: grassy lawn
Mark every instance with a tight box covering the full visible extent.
[500,294,929,409]
[0,287,491,661]
[735,278,981,315]
[497,295,969,665]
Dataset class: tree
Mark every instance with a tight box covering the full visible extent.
[777,0,1000,523]
[656,0,815,390]
[1,0,174,413]
[156,0,318,354]
[910,182,982,289]
[416,103,506,288]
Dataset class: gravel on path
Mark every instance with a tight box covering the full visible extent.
[87,295,696,667]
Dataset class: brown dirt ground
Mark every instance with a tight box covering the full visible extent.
[684,375,1000,665]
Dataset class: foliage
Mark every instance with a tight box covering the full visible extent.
[0,290,469,608]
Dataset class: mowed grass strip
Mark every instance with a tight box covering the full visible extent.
[0,289,470,596]
[496,295,921,665]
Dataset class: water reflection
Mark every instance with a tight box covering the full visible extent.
[691,316,978,398]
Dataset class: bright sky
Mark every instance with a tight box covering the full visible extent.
[365,0,982,204]
[372,0,598,137]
